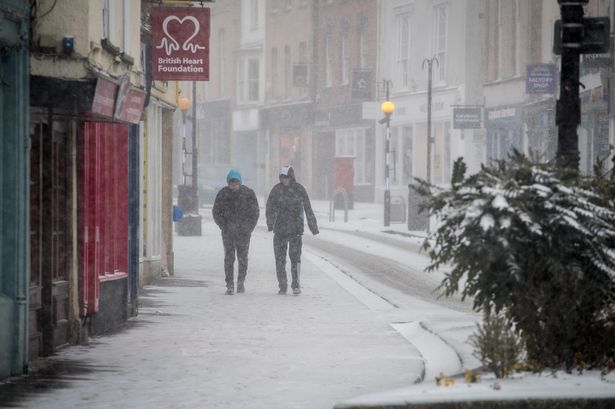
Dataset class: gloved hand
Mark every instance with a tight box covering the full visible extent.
[310,226,319,236]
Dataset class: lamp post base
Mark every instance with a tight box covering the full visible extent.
[176,184,202,236]
[384,189,391,227]
[176,214,202,236]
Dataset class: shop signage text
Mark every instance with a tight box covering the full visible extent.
[526,64,556,94]
[453,107,482,129]
[151,7,210,81]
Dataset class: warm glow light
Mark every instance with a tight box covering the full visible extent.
[178,97,191,111]
[381,100,395,115]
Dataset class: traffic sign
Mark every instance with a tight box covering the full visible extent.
[554,17,610,55]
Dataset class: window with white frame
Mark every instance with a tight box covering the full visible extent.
[271,0,279,14]
[238,60,246,101]
[598,0,609,15]
[103,0,131,55]
[271,47,278,99]
[359,26,368,70]
[298,42,308,95]
[335,128,368,184]
[299,41,307,63]
[122,0,130,52]
[248,59,259,101]
[512,0,520,76]
[237,57,261,103]
[496,0,503,79]
[325,34,333,87]
[341,32,349,85]
[396,12,412,90]
[284,45,291,97]
[250,0,259,30]
[103,0,110,40]
[433,4,448,82]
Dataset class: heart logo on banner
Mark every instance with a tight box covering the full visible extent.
[156,15,206,55]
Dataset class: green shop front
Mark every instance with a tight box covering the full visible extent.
[0,0,30,378]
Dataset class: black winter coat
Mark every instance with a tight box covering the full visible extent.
[266,182,318,237]
[212,185,260,236]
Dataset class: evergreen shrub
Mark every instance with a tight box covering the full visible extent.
[469,309,524,378]
[415,152,615,371]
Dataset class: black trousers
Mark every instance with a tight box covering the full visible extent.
[273,233,302,289]
[222,232,251,289]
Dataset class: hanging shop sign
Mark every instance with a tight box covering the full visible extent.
[485,106,521,128]
[91,77,118,118]
[453,107,482,129]
[113,74,131,120]
[151,7,210,81]
[582,52,613,69]
[115,88,147,124]
[526,64,556,94]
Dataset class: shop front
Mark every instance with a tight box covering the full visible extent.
[579,87,610,175]
[312,103,374,202]
[29,74,145,341]
[485,105,524,163]
[0,0,30,377]
[524,98,557,162]
[261,102,313,193]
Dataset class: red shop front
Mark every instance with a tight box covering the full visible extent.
[80,121,129,332]
[78,76,145,334]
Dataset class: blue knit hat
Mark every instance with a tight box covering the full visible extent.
[227,169,242,184]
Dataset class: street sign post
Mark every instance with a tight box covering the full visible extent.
[553,17,610,55]
[554,1,610,171]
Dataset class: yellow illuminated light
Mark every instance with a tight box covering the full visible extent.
[381,100,395,115]
[178,97,191,111]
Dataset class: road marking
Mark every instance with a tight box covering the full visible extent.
[391,321,463,382]
[305,249,465,383]
[304,251,396,312]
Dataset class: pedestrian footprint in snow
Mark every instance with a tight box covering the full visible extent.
[266,166,319,295]
[212,169,259,295]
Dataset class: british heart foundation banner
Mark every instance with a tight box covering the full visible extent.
[151,7,210,81]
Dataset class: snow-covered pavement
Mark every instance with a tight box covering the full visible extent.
[4,200,613,409]
[4,202,453,409]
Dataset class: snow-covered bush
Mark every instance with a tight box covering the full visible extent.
[469,310,524,378]
[415,152,615,371]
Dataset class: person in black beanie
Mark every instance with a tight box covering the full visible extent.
[266,165,319,295]
[212,169,259,295]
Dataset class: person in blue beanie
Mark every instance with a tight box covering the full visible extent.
[212,169,259,295]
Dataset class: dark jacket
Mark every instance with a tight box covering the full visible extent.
[212,184,259,236]
[266,168,318,237]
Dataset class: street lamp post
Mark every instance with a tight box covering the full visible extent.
[555,0,586,171]
[422,57,438,234]
[178,96,191,185]
[177,93,202,236]
[422,57,438,187]
[380,91,395,227]
[191,81,198,195]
